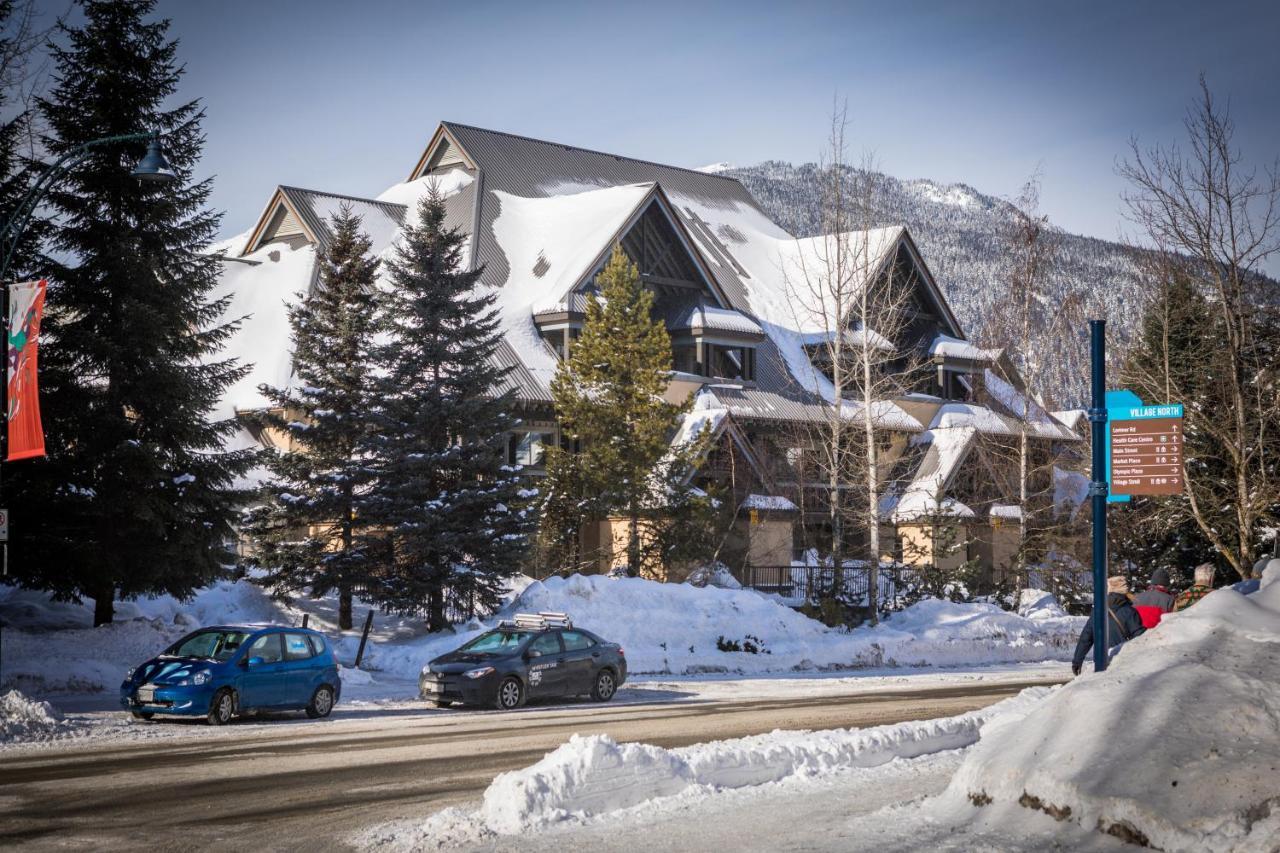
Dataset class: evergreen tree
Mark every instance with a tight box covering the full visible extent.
[244,206,380,630]
[6,0,253,625]
[364,191,533,630]
[545,246,696,576]
[1116,271,1227,579]
[0,0,48,281]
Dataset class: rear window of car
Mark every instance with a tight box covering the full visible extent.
[247,633,284,664]
[528,633,562,657]
[284,633,314,661]
[561,631,595,652]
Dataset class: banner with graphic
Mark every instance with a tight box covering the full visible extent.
[7,279,47,461]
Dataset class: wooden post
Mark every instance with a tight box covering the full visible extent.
[301,613,309,629]
[353,609,374,668]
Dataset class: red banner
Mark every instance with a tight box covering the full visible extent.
[7,279,47,461]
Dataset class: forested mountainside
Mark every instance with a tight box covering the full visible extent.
[724,161,1153,407]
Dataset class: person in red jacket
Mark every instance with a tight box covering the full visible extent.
[1132,568,1175,628]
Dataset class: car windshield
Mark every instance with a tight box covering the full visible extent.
[164,630,250,662]
[459,629,532,654]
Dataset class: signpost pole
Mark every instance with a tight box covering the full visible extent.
[1088,320,1109,673]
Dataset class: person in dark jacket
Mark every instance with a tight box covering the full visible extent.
[1132,568,1175,628]
[1072,576,1146,675]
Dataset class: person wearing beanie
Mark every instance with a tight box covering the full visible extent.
[1072,575,1146,676]
[1133,567,1176,628]
[1173,563,1216,612]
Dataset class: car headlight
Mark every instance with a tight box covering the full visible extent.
[191,670,211,686]
[464,666,495,680]
[124,667,136,680]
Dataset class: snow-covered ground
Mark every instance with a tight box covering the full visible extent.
[356,563,1280,852]
[1,572,1081,747]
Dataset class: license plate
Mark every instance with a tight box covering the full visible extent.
[137,685,156,703]
[424,681,441,693]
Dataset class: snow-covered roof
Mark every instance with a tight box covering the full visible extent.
[1051,409,1087,431]
[989,504,1024,520]
[741,494,798,512]
[882,426,978,522]
[668,303,764,338]
[213,240,317,418]
[930,333,999,362]
[983,370,1078,440]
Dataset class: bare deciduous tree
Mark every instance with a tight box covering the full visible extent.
[978,174,1086,587]
[1119,76,1280,580]
[781,104,924,623]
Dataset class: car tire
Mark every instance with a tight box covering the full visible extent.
[131,711,154,721]
[495,676,525,711]
[591,669,617,702]
[207,688,235,726]
[306,685,335,719]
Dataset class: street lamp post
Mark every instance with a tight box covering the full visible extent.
[1,129,176,468]
[0,130,174,681]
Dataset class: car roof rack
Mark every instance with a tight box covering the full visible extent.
[498,611,572,630]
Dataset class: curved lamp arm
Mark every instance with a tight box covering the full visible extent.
[0,130,158,284]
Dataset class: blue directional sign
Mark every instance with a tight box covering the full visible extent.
[1105,390,1184,503]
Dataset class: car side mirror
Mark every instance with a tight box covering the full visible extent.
[246,656,265,668]
[526,649,540,659]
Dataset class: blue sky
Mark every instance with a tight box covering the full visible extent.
[62,2,1280,250]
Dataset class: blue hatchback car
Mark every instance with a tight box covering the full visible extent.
[120,625,342,725]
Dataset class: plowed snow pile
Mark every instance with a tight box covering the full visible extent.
[947,564,1280,851]
[356,686,1053,848]
[0,690,76,742]
[509,574,1082,674]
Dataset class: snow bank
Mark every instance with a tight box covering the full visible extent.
[421,686,1053,838]
[3,573,1080,701]
[948,564,1280,851]
[505,575,1082,675]
[0,689,76,743]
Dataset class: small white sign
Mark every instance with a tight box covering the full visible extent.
[0,508,8,542]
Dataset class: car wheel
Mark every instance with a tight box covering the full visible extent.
[207,688,235,726]
[130,710,154,721]
[591,669,617,702]
[495,676,524,711]
[306,685,335,719]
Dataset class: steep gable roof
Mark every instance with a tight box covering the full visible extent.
[241,186,407,257]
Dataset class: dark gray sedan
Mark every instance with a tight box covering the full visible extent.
[418,613,627,710]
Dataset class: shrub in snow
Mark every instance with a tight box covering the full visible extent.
[947,562,1280,851]
[685,561,742,590]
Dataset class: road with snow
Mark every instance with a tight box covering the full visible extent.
[0,674,1063,852]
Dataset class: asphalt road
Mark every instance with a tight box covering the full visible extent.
[0,677,1061,851]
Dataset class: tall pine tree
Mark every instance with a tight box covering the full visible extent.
[545,246,697,576]
[364,191,533,630]
[245,206,380,630]
[7,0,253,625]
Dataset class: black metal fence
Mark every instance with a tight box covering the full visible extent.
[739,564,909,609]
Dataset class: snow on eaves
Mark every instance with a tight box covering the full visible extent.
[930,333,998,362]
[741,493,798,512]
[376,169,474,212]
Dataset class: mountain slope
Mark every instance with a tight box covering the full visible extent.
[725,161,1151,406]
